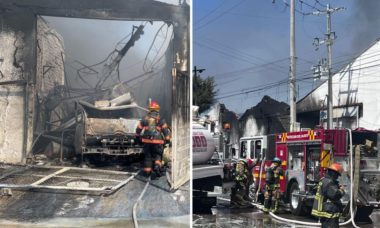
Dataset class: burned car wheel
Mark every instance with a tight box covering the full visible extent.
[74,123,84,155]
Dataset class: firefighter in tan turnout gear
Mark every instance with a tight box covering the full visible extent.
[263,157,283,213]
[311,163,345,228]
[136,101,171,179]
[231,159,251,207]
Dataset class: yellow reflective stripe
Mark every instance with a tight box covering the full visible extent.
[254,173,266,178]
[307,130,315,140]
[311,209,340,218]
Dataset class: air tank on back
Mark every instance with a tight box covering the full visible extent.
[192,106,216,165]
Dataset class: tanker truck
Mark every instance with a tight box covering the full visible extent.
[192,106,224,214]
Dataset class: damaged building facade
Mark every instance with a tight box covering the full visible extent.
[0,0,189,188]
[239,95,289,137]
[200,103,240,159]
[199,97,290,160]
[297,38,380,131]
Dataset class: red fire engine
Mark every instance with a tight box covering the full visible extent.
[247,127,380,220]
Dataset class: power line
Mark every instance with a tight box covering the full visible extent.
[200,36,289,72]
[195,0,227,24]
[195,0,247,31]
[279,0,311,15]
[212,50,380,89]
[298,0,322,12]
[314,0,326,8]
[216,59,380,100]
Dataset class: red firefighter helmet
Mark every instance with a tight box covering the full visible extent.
[327,163,344,175]
[149,101,160,112]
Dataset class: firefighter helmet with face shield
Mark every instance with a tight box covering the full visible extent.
[327,163,343,176]
[149,101,160,112]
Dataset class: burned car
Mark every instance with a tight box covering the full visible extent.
[74,96,147,156]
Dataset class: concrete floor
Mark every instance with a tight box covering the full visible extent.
[193,203,380,228]
[0,164,190,227]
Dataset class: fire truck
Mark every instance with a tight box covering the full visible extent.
[244,128,380,220]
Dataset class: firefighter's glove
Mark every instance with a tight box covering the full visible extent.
[339,185,345,195]
[165,140,172,147]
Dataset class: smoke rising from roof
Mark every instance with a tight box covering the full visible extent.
[351,0,380,54]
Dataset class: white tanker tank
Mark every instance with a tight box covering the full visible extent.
[192,106,223,214]
[192,123,216,165]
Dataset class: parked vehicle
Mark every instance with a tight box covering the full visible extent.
[192,106,224,214]
[241,127,380,220]
[74,99,147,156]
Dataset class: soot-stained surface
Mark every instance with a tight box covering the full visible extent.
[0,165,190,226]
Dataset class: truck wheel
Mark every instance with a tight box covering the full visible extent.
[74,123,84,155]
[289,182,305,216]
[355,206,374,223]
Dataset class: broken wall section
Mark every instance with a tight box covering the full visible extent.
[35,17,66,135]
[0,12,36,164]
[33,16,66,156]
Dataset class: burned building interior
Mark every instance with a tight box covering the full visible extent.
[0,0,189,225]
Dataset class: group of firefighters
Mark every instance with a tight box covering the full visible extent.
[136,101,346,227]
[231,157,345,228]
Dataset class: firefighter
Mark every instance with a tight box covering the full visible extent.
[263,157,283,213]
[231,159,250,207]
[136,101,171,179]
[311,163,345,228]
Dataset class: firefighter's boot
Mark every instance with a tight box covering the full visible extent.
[235,194,250,208]
[142,167,152,180]
[159,165,166,177]
[152,164,161,180]
[271,199,279,213]
[263,198,271,213]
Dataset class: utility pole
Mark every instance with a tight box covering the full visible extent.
[192,66,205,106]
[326,4,333,129]
[289,0,297,132]
[311,4,344,129]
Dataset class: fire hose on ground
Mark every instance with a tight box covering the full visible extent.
[265,129,360,227]
[133,174,150,228]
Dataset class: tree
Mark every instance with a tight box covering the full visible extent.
[193,74,217,113]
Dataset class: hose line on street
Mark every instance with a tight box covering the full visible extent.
[347,128,360,228]
[133,175,150,228]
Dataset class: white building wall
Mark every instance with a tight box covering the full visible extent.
[297,39,380,130]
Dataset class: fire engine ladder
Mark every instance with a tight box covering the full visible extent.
[0,166,138,195]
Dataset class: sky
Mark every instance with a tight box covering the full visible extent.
[193,0,380,114]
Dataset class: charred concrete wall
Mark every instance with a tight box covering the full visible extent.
[239,96,289,138]
[200,103,240,148]
[223,108,239,155]
[36,17,65,101]
[35,17,65,134]
[0,12,36,164]
[170,5,190,188]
